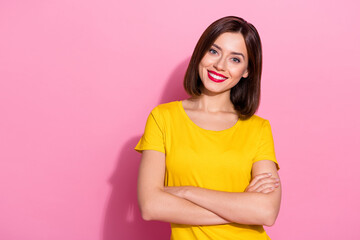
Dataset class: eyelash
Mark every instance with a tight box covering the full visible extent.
[208,48,241,63]
[209,48,218,54]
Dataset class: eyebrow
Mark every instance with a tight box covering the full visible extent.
[212,43,245,59]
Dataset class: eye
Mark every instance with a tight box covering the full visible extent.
[231,58,241,63]
[209,48,218,55]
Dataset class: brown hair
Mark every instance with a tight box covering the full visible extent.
[183,16,263,120]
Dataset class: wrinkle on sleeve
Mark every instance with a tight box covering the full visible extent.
[253,120,279,170]
[134,107,165,154]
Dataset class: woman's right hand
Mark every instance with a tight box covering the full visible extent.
[245,173,280,194]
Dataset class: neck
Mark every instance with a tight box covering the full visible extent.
[189,90,235,113]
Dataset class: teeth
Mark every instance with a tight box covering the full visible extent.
[209,72,226,80]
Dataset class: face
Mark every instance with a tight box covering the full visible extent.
[198,32,249,95]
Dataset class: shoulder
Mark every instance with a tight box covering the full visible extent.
[150,101,180,119]
[243,114,270,126]
[151,101,179,114]
[239,114,273,135]
[154,101,179,112]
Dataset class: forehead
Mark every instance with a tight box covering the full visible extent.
[213,32,247,57]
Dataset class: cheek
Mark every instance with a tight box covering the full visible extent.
[197,64,204,81]
[230,67,247,79]
[198,60,209,75]
[198,62,204,71]
[199,55,213,67]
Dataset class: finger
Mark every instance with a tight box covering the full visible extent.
[247,173,273,187]
[261,181,281,193]
[256,182,280,193]
[261,187,276,194]
[247,183,277,193]
[248,176,279,190]
[247,178,280,192]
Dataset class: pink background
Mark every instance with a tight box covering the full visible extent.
[1,0,359,239]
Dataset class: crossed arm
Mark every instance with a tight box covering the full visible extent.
[137,150,281,226]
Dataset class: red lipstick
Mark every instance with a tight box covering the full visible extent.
[207,70,228,83]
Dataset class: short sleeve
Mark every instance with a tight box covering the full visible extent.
[134,107,165,154]
[253,120,279,170]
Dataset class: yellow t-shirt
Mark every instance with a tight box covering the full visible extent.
[135,101,279,240]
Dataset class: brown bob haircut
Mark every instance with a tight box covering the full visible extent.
[183,16,262,120]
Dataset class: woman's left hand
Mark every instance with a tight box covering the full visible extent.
[245,172,280,194]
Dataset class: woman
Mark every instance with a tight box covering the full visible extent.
[134,16,281,240]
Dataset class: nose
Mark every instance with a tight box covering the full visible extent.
[213,56,226,71]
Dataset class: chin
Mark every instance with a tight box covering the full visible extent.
[202,85,228,95]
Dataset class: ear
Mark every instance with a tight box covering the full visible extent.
[242,69,249,78]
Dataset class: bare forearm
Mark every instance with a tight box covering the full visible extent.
[139,188,230,225]
[180,186,281,226]
[138,150,229,225]
[166,161,283,226]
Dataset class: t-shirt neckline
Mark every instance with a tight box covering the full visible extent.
[177,100,240,133]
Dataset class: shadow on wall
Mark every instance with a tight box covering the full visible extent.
[158,57,191,105]
[102,57,190,240]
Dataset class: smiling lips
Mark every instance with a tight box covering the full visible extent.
[207,70,228,83]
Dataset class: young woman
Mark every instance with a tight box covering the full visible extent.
[134,16,281,240]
